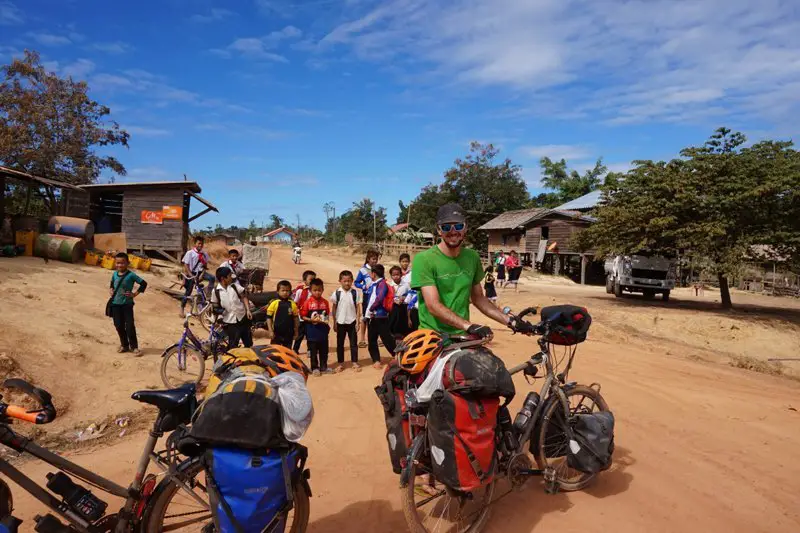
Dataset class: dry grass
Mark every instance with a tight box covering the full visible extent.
[204,241,234,266]
[729,355,785,376]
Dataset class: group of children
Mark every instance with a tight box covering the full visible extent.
[263,251,418,377]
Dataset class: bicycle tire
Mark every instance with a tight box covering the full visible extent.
[400,446,494,533]
[534,384,609,492]
[198,305,214,332]
[144,458,310,533]
[0,479,13,519]
[160,345,206,389]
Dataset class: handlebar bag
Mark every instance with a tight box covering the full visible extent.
[566,411,615,474]
[441,347,515,400]
[540,305,592,345]
[206,447,299,533]
[427,390,498,493]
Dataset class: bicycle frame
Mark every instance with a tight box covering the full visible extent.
[0,420,206,532]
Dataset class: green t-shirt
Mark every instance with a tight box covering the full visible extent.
[411,246,484,335]
[110,270,144,305]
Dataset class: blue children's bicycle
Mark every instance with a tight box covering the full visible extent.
[161,313,228,388]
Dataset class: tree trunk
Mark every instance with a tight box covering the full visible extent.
[718,273,733,309]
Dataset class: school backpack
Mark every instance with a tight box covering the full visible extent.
[189,347,287,450]
[382,282,395,313]
[205,445,306,533]
[336,288,358,306]
[427,390,499,493]
[539,305,592,346]
[441,347,515,400]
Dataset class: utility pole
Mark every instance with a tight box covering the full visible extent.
[373,207,377,245]
[407,201,412,227]
[296,214,301,242]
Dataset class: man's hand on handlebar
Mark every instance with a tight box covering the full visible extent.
[467,324,494,340]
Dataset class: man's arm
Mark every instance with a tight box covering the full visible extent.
[470,284,510,327]
[420,285,471,331]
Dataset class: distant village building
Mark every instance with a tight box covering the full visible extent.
[262,227,297,243]
[388,223,435,244]
[210,233,236,246]
[478,191,603,283]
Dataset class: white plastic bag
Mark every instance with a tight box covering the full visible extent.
[415,349,460,403]
[269,372,314,442]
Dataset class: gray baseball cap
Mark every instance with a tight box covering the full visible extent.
[436,203,467,224]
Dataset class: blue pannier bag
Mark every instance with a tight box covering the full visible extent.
[206,447,297,533]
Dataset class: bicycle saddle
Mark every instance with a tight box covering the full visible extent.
[131,384,195,411]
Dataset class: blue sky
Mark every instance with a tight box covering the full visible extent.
[2,0,798,230]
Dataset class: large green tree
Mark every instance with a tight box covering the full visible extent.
[586,128,800,309]
[538,157,607,206]
[338,198,388,242]
[404,142,529,249]
[0,51,129,185]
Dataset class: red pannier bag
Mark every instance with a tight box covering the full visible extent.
[427,390,499,493]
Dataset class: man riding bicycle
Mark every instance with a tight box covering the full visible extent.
[411,203,511,339]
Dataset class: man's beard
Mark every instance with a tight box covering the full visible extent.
[444,237,464,249]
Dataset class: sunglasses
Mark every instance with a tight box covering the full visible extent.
[439,223,465,233]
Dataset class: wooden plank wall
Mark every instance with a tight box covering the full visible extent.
[486,230,526,253]
[121,188,185,252]
[62,190,91,218]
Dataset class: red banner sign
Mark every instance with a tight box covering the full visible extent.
[141,210,163,224]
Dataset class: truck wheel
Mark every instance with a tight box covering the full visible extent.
[614,281,623,298]
[605,276,614,294]
[662,291,670,302]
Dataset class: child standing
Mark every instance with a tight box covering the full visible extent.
[405,289,420,332]
[388,265,411,340]
[354,250,379,348]
[330,270,362,372]
[220,248,245,280]
[495,250,506,289]
[484,266,498,305]
[292,270,316,353]
[210,266,253,348]
[108,253,147,356]
[399,253,412,286]
[301,278,331,376]
[266,280,300,349]
[365,264,397,369]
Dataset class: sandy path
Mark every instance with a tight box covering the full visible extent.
[7,247,800,532]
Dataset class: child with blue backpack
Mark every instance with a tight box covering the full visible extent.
[365,264,397,369]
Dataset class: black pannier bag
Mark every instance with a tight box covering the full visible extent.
[566,411,615,474]
[540,305,592,345]
[375,361,413,474]
[441,347,515,400]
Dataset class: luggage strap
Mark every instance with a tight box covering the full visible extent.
[445,399,490,482]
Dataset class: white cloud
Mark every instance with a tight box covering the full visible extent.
[319,0,800,129]
[0,1,22,25]
[213,26,301,62]
[28,31,72,46]
[89,41,134,54]
[190,8,235,23]
[62,59,95,79]
[125,125,172,137]
[123,167,171,181]
[521,144,590,161]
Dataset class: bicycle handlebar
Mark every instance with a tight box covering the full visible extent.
[0,379,57,424]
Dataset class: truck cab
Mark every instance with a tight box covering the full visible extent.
[604,254,676,301]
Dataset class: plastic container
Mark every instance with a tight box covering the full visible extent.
[101,254,115,270]
[128,254,141,269]
[84,249,101,266]
[137,256,152,271]
[15,230,39,257]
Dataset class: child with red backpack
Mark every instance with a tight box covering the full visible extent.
[365,264,397,369]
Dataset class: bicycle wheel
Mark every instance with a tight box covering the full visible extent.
[400,443,495,533]
[534,384,609,492]
[161,345,206,388]
[144,459,310,533]
[197,304,214,332]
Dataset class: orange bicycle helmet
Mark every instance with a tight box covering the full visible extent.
[395,329,444,374]
[253,345,310,381]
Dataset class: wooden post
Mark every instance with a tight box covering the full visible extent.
[0,175,5,223]
[580,254,587,285]
[554,255,561,276]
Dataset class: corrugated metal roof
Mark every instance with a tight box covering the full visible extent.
[555,190,603,211]
[80,181,202,193]
[0,165,85,191]
[477,208,549,230]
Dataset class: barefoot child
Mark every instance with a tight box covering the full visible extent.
[108,253,147,356]
[330,270,362,372]
[484,266,498,305]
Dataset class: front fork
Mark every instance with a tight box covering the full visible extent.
[399,432,426,488]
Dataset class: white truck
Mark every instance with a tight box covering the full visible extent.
[604,254,676,301]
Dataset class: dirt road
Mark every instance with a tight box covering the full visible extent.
[5,248,800,531]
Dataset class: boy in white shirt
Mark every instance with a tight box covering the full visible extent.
[388,265,411,340]
[210,266,253,348]
[330,270,362,372]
